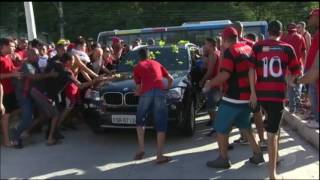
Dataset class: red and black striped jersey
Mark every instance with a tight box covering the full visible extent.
[220,42,253,101]
[250,39,302,102]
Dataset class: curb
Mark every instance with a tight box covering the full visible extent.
[282,109,319,150]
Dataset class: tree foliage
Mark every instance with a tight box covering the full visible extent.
[0,2,318,42]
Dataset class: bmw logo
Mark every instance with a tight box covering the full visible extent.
[123,88,129,91]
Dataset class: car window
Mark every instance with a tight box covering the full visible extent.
[117,46,190,72]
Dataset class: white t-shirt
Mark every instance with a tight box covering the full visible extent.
[72,49,90,64]
[38,55,48,68]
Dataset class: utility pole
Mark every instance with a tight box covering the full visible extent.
[57,2,65,39]
[24,2,37,40]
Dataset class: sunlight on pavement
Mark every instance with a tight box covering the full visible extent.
[28,168,86,179]
[96,142,217,172]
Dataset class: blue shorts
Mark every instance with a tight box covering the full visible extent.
[206,88,222,112]
[136,89,168,132]
[214,100,251,135]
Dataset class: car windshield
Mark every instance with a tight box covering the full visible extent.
[116,46,189,72]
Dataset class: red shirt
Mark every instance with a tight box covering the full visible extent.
[250,39,301,103]
[305,30,319,71]
[240,37,255,47]
[64,69,80,104]
[281,31,306,67]
[14,49,28,68]
[0,54,16,95]
[220,43,253,100]
[64,83,80,103]
[207,50,221,88]
[133,59,169,95]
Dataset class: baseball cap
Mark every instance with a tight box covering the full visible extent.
[221,26,238,39]
[57,39,68,46]
[67,43,75,51]
[268,20,283,34]
[308,8,319,19]
[111,37,122,44]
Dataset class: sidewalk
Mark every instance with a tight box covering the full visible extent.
[282,108,319,149]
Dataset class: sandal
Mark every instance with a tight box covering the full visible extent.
[155,156,172,165]
[134,151,145,160]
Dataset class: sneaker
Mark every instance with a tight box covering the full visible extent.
[259,140,268,150]
[307,121,319,129]
[233,137,249,145]
[206,156,231,169]
[249,152,265,165]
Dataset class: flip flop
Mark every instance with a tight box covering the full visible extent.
[155,156,172,165]
[134,151,145,160]
[46,140,62,146]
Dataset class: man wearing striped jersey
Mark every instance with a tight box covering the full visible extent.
[249,20,301,180]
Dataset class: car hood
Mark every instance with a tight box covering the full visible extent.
[98,70,189,94]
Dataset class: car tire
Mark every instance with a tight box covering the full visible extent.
[83,110,104,134]
[181,98,196,136]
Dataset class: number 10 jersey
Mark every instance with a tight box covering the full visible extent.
[250,39,302,103]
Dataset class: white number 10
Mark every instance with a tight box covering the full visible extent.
[262,56,283,78]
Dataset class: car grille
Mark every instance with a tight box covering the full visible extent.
[104,93,123,106]
[125,93,139,106]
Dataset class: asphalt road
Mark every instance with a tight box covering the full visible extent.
[1,116,319,179]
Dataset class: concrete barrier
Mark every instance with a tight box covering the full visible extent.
[282,108,319,149]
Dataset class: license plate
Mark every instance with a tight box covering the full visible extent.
[112,115,136,124]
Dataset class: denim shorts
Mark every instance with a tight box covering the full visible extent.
[206,88,222,112]
[136,89,168,132]
[214,100,251,135]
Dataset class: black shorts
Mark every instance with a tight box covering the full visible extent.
[260,101,284,133]
[3,92,19,113]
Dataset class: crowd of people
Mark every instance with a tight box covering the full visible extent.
[0,7,319,180]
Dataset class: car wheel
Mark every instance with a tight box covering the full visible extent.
[182,99,196,136]
[83,110,104,134]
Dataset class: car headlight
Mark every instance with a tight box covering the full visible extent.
[85,89,101,101]
[166,88,182,99]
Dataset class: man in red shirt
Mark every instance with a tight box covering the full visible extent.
[199,38,221,133]
[14,37,28,68]
[249,20,301,179]
[0,37,22,147]
[203,27,264,169]
[303,8,319,128]
[281,23,306,113]
[133,48,174,164]
[297,21,312,53]
[281,23,307,67]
